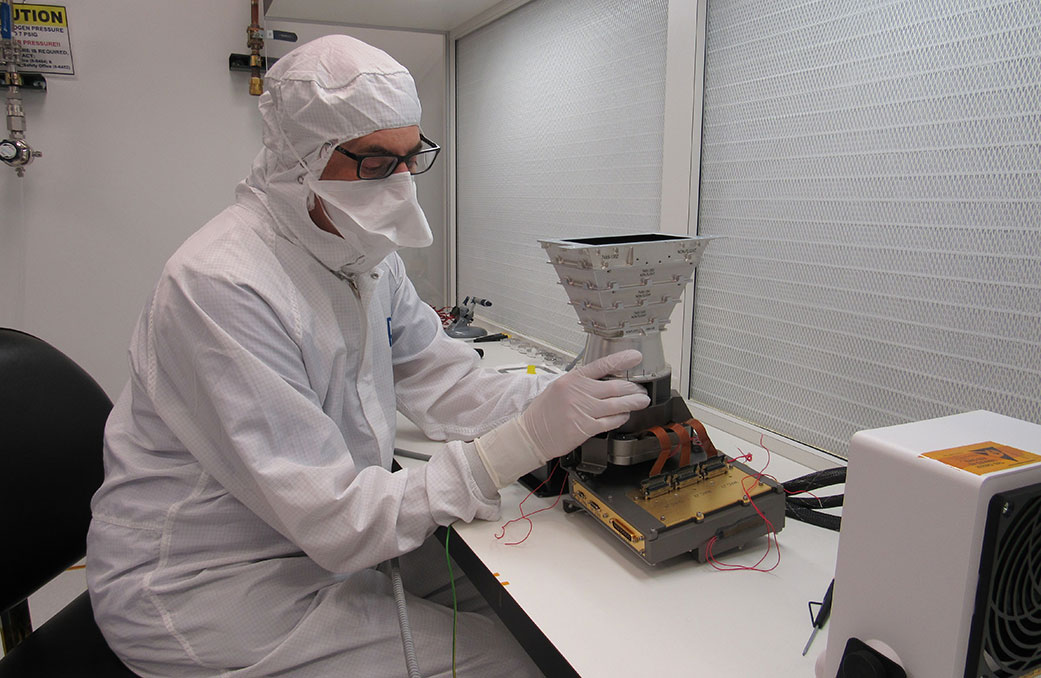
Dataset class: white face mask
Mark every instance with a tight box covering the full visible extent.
[308,173,433,265]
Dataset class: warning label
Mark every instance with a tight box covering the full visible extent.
[921,441,1041,476]
[11,4,74,75]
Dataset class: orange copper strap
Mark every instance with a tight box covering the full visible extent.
[667,422,692,467]
[686,418,719,458]
[647,425,676,477]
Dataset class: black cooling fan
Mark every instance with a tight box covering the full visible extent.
[967,483,1041,678]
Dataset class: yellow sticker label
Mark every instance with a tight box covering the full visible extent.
[11,4,68,28]
[921,441,1041,476]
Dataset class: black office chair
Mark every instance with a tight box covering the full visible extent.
[0,328,138,676]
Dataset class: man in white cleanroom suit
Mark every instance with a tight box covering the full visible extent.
[86,35,649,678]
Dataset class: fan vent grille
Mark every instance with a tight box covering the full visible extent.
[971,484,1041,678]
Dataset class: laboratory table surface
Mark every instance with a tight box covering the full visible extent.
[395,341,841,677]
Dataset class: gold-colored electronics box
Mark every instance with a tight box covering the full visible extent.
[566,445,785,564]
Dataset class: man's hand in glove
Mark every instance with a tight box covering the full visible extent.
[474,349,651,488]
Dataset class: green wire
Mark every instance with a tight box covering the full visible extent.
[446,525,458,678]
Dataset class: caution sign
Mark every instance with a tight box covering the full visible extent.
[11,4,74,75]
[921,441,1041,476]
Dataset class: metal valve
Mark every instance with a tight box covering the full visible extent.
[0,137,40,175]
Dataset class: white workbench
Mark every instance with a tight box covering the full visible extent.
[395,341,841,677]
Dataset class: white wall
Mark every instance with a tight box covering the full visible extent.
[0,2,446,399]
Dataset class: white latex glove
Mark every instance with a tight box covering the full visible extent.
[474,349,650,488]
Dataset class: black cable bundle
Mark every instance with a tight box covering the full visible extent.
[783,467,846,532]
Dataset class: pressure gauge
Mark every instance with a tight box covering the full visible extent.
[0,138,39,172]
[0,139,19,162]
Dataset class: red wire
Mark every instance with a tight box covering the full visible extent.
[495,436,797,566]
[706,434,782,573]
[760,472,825,507]
[430,305,455,328]
[496,461,567,546]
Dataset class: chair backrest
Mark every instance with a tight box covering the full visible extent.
[0,329,113,613]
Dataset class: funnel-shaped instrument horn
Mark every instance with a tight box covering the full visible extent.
[540,233,714,382]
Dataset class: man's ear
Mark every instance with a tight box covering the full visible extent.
[314,141,346,180]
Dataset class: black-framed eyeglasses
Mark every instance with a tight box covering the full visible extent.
[333,133,441,180]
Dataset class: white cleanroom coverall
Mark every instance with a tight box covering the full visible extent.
[86,36,550,677]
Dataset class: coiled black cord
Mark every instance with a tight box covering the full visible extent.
[783,467,846,532]
[788,494,844,509]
